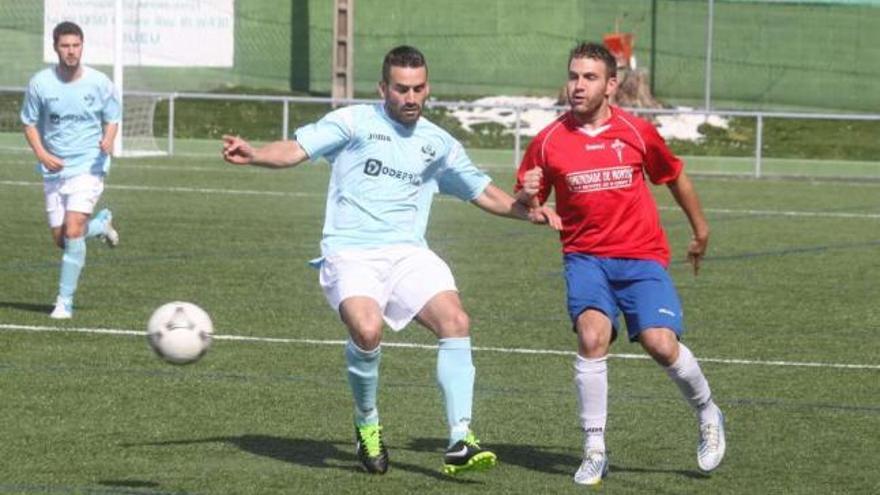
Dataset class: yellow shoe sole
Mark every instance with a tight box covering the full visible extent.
[443,451,497,475]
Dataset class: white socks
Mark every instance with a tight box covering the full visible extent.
[664,343,718,423]
[574,354,608,453]
[575,343,717,455]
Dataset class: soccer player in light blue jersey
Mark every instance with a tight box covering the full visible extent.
[21,22,121,319]
[223,45,560,476]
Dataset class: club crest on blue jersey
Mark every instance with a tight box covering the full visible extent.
[421,144,437,163]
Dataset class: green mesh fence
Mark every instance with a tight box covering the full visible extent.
[1,0,878,111]
[0,0,300,93]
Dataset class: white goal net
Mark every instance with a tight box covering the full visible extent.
[120,93,166,157]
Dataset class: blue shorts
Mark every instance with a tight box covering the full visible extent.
[564,254,684,342]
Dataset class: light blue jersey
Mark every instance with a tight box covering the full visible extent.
[20,65,121,180]
[294,104,491,256]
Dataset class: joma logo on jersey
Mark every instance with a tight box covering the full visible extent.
[368,133,391,142]
[83,94,95,106]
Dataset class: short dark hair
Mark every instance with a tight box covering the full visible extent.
[569,42,617,78]
[53,21,83,45]
[381,45,427,83]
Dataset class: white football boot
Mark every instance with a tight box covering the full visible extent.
[574,449,608,486]
[698,407,726,472]
[50,296,73,319]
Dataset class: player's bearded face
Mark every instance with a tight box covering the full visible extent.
[54,34,83,70]
[566,57,615,119]
[381,66,430,126]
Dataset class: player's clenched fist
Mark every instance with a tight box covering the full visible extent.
[521,167,544,197]
[222,134,255,164]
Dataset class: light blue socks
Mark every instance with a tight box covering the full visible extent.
[346,336,476,444]
[85,209,109,239]
[437,337,475,445]
[59,236,86,301]
[345,340,381,427]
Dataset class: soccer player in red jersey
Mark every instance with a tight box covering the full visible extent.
[516,42,726,486]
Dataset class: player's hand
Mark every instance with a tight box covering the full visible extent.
[40,152,64,172]
[528,205,562,231]
[687,234,709,275]
[222,135,255,165]
[522,167,544,197]
[99,137,114,155]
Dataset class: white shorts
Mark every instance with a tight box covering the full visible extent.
[43,174,105,228]
[319,245,458,331]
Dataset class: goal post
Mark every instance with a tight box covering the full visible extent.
[112,0,167,157]
[112,0,124,156]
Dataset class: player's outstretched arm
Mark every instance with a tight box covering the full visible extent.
[221,135,308,169]
[667,170,710,275]
[472,184,561,230]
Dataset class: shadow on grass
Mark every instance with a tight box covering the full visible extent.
[611,462,711,480]
[0,301,53,314]
[98,479,162,489]
[128,435,480,484]
[409,437,710,480]
[409,437,577,476]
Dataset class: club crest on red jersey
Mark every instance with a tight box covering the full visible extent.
[611,139,626,163]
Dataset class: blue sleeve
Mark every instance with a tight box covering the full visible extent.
[436,140,491,201]
[293,106,354,160]
[102,79,121,123]
[20,79,41,126]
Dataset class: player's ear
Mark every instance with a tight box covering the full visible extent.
[377,81,387,99]
[605,75,619,98]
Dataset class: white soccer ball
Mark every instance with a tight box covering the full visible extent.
[147,301,213,365]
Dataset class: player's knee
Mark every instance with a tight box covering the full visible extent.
[576,316,612,356]
[639,328,679,365]
[437,310,470,338]
[343,315,384,350]
[350,325,383,351]
[577,327,610,356]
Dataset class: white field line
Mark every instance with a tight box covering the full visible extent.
[2,180,879,220]
[1,323,878,371]
[658,205,880,220]
[0,180,312,198]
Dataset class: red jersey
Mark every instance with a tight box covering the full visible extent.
[516,106,683,266]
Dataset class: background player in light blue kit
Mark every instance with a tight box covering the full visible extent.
[222,45,560,476]
[21,21,121,319]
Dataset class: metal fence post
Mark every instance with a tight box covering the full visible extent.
[282,99,290,140]
[704,0,715,114]
[755,114,763,178]
[514,106,521,168]
[168,94,176,156]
